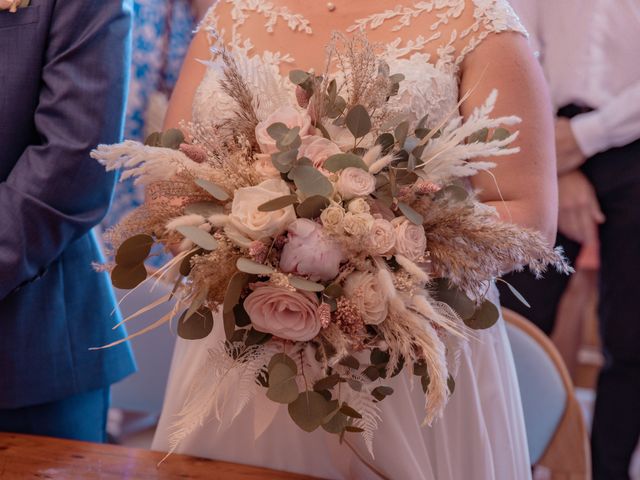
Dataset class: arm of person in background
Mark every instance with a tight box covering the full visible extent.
[0,0,132,300]
[557,82,640,173]
[460,32,558,245]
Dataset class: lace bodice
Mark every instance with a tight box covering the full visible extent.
[192,0,526,129]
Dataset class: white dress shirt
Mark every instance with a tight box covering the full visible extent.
[510,0,640,157]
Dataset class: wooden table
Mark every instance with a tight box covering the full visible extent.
[0,433,321,479]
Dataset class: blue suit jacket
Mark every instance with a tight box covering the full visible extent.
[0,0,136,408]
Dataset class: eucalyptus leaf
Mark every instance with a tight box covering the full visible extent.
[288,276,325,292]
[184,201,223,217]
[322,411,348,434]
[398,202,424,225]
[271,149,298,173]
[257,194,298,212]
[413,362,428,377]
[344,426,365,433]
[434,184,469,203]
[161,128,185,149]
[289,70,311,85]
[269,353,298,374]
[432,278,476,320]
[328,96,347,119]
[180,248,204,277]
[290,165,334,198]
[491,127,511,141]
[323,153,368,173]
[448,375,456,395]
[288,391,333,432]
[363,366,380,381]
[345,105,372,139]
[314,374,341,392]
[177,307,214,340]
[115,234,154,267]
[195,178,230,201]
[324,283,343,298]
[267,122,289,141]
[468,127,489,144]
[394,121,410,148]
[267,363,299,404]
[144,131,161,147]
[372,386,394,402]
[277,127,302,151]
[389,73,405,84]
[223,272,249,315]
[176,226,218,251]
[339,403,363,419]
[465,299,499,330]
[236,258,275,275]
[421,374,431,393]
[296,195,330,219]
[338,355,360,370]
[375,133,395,155]
[111,263,147,290]
[497,278,531,308]
[245,328,272,347]
[233,302,252,327]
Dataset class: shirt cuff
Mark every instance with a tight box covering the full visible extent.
[570,111,609,158]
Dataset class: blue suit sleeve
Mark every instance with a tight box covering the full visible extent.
[0,0,132,300]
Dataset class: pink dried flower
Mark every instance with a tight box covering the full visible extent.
[416,180,441,195]
[296,86,311,108]
[248,241,268,263]
[334,297,364,336]
[179,143,208,163]
[318,303,332,329]
[273,235,288,250]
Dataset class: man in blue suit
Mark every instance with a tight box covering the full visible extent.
[0,0,136,442]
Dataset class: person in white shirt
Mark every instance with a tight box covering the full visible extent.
[502,1,640,478]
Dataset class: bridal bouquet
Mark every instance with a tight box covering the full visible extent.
[92,35,568,456]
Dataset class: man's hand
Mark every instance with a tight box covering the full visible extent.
[558,170,605,244]
[556,118,587,174]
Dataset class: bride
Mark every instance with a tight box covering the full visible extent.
[152,1,557,478]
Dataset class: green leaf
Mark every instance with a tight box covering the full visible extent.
[497,278,531,308]
[322,411,348,434]
[491,127,511,141]
[144,132,161,147]
[465,299,500,330]
[339,403,363,419]
[344,426,365,433]
[257,194,298,212]
[177,307,214,340]
[323,283,343,298]
[389,73,405,84]
[328,96,347,119]
[296,195,330,219]
[269,353,298,374]
[398,202,424,225]
[323,153,368,173]
[345,105,372,139]
[277,127,302,151]
[468,127,489,144]
[413,361,428,377]
[289,70,311,85]
[370,348,390,367]
[267,363,299,404]
[184,201,223,217]
[223,272,249,316]
[290,165,334,198]
[394,121,410,148]
[432,278,476,320]
[375,133,395,155]
[245,328,272,346]
[448,375,456,395]
[288,276,325,292]
[371,386,394,402]
[271,149,298,173]
[111,263,147,290]
[288,391,334,432]
[338,355,360,370]
[233,302,251,327]
[176,226,218,251]
[179,248,204,277]
[267,122,289,141]
[421,374,431,393]
[195,178,230,201]
[236,258,275,275]
[314,374,341,392]
[161,128,185,149]
[362,365,380,381]
[115,234,154,267]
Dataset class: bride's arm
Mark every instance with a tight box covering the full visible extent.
[460,32,557,245]
[163,29,211,130]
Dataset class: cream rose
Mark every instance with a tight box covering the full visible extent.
[367,219,396,256]
[347,198,371,215]
[255,106,313,154]
[320,203,346,233]
[343,212,374,237]
[298,135,341,169]
[336,167,376,201]
[228,179,296,240]
[343,272,389,325]
[244,285,321,341]
[253,153,281,179]
[392,216,427,261]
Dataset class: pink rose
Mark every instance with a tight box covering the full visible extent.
[336,167,376,200]
[244,285,321,341]
[391,216,427,261]
[280,218,345,282]
[298,136,341,169]
[367,219,396,256]
[255,106,312,154]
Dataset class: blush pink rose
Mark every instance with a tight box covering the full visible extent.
[298,136,341,169]
[255,106,313,154]
[391,216,427,261]
[280,218,345,282]
[336,167,376,200]
[244,285,321,341]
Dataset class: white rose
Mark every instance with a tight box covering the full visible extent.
[347,198,371,215]
[343,212,374,237]
[228,179,296,240]
[391,216,427,261]
[255,106,313,154]
[320,203,346,233]
[367,219,396,256]
[336,167,376,201]
[298,135,341,169]
[253,153,281,179]
[343,271,389,325]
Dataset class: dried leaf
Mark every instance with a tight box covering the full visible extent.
[195,178,230,201]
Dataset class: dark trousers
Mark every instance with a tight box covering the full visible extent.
[0,388,110,443]
[499,105,640,480]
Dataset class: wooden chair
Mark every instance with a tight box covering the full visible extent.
[503,308,591,480]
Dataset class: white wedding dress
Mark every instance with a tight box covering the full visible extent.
[153,1,532,478]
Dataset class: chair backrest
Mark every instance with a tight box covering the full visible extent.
[503,308,591,479]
